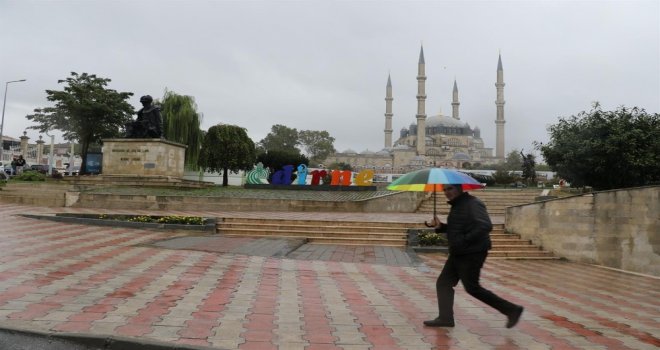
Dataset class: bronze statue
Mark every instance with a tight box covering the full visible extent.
[125,95,163,138]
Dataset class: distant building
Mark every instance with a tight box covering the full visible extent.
[1,132,80,169]
[327,46,506,173]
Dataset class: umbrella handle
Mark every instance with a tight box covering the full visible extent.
[425,215,441,228]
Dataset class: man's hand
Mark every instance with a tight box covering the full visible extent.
[424,215,442,228]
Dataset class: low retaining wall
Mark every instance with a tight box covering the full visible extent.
[505,186,659,276]
[65,191,425,213]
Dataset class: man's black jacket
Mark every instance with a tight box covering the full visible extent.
[435,192,492,255]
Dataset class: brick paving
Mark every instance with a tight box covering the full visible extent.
[0,203,658,349]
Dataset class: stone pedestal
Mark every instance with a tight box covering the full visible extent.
[102,139,186,177]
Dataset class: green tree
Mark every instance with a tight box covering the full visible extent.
[503,149,522,171]
[326,162,352,171]
[258,124,299,153]
[160,90,204,169]
[539,104,660,190]
[198,124,256,186]
[257,149,309,180]
[26,72,134,174]
[491,168,516,185]
[298,130,336,165]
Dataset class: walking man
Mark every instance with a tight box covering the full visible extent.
[424,184,524,328]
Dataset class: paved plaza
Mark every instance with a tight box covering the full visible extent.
[0,203,658,349]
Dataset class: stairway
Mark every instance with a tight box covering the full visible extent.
[217,217,424,247]
[417,189,541,216]
[489,223,556,259]
[217,218,557,259]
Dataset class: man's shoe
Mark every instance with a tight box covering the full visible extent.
[423,318,455,327]
[506,306,524,328]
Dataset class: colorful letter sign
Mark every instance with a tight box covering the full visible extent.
[245,164,373,187]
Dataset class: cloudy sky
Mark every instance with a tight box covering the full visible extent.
[1,0,658,160]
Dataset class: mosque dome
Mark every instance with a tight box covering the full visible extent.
[343,149,357,154]
[425,114,466,128]
[376,149,391,156]
[361,149,375,155]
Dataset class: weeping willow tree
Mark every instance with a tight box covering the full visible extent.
[160,90,204,170]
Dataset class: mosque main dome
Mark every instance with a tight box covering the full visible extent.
[425,114,466,128]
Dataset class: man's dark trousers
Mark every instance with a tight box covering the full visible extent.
[436,251,518,321]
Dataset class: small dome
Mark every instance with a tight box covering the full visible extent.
[343,149,357,154]
[376,150,391,156]
[361,149,375,155]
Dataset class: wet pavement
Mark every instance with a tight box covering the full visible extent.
[0,203,658,349]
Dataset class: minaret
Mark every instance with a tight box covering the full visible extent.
[451,79,460,120]
[416,45,427,156]
[384,74,393,148]
[495,53,506,159]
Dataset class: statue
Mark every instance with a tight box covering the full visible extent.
[125,95,163,138]
[520,150,536,184]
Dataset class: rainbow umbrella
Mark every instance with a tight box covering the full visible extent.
[387,168,484,223]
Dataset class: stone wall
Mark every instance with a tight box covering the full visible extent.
[505,186,659,276]
[66,191,426,213]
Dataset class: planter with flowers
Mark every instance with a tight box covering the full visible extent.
[408,229,449,253]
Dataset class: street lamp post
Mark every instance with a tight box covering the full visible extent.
[45,131,55,175]
[0,79,27,166]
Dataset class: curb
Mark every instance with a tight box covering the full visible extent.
[0,325,220,350]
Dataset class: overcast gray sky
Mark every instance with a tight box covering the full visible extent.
[1,0,658,160]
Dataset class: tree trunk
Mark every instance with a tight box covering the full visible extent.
[79,137,91,175]
[222,168,229,186]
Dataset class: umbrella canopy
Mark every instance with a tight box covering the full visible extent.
[388,168,485,226]
[387,168,484,192]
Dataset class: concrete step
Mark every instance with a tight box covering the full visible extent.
[217,218,412,246]
[219,222,408,234]
[221,233,406,247]
[417,190,540,217]
[489,255,562,260]
[490,239,533,245]
[491,245,543,251]
[219,228,406,240]
[221,217,422,229]
[489,250,556,258]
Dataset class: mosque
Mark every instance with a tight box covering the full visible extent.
[326,46,506,174]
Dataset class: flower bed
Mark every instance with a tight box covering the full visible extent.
[41,213,217,232]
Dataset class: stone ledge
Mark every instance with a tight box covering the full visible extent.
[62,175,214,189]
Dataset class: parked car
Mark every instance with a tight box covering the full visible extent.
[29,164,59,175]
[64,166,80,176]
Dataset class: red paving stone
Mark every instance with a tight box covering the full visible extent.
[0,203,657,349]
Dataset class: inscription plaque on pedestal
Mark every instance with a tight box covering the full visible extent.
[102,139,187,178]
